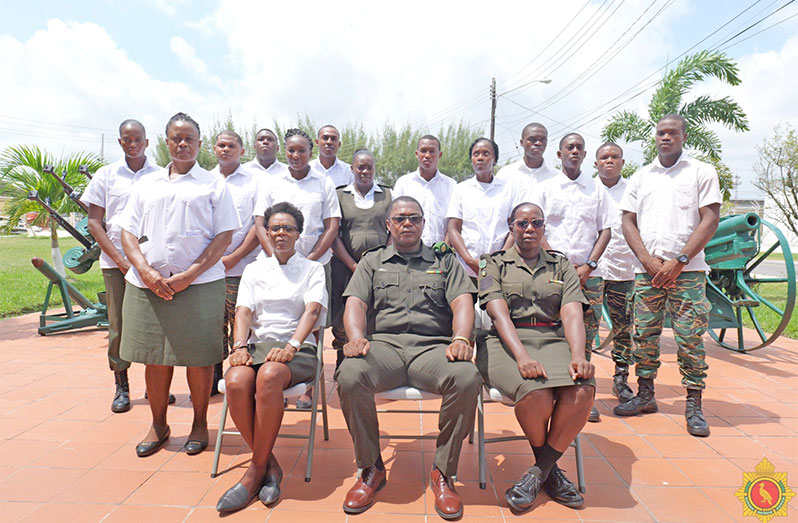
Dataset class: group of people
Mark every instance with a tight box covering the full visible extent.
[80,111,720,519]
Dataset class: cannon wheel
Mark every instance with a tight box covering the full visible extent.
[708,219,796,352]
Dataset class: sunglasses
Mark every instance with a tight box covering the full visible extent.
[389,214,424,225]
[513,218,545,229]
[268,224,298,233]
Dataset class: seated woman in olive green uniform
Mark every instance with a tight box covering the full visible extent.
[477,202,595,512]
[330,149,392,367]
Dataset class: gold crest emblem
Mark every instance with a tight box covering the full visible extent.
[734,457,795,522]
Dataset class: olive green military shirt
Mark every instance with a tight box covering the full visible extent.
[343,243,476,338]
[478,247,587,322]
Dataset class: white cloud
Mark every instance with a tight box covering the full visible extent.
[145,0,187,16]
[0,19,221,162]
[169,36,224,89]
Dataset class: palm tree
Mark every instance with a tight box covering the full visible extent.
[0,145,105,275]
[601,50,749,198]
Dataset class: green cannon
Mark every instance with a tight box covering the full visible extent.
[31,257,107,335]
[595,213,795,353]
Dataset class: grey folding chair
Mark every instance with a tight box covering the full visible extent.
[477,386,585,492]
[210,329,329,482]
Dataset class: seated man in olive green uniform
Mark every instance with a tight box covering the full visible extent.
[336,196,480,520]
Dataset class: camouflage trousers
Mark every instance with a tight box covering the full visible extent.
[633,271,710,390]
[222,276,241,359]
[604,279,635,367]
[583,277,604,361]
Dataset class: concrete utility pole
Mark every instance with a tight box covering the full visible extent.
[489,78,497,142]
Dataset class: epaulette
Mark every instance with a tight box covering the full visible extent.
[378,183,391,190]
[546,249,567,258]
[362,244,388,256]
[489,249,506,256]
[335,184,349,190]
[432,241,452,256]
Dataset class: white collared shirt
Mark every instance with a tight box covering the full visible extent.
[392,169,457,246]
[620,153,721,273]
[254,169,342,265]
[496,158,559,188]
[598,177,636,281]
[236,252,328,345]
[116,162,241,288]
[446,176,522,277]
[342,182,383,209]
[212,164,262,277]
[310,157,353,188]
[80,157,158,269]
[243,158,288,177]
[528,170,618,270]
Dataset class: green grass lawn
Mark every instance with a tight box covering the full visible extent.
[0,235,105,318]
[742,282,797,340]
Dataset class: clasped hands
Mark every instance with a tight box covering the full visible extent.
[228,343,297,367]
[516,355,595,381]
[141,268,193,300]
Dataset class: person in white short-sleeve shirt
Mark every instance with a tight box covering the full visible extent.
[496,123,559,189]
[527,132,616,424]
[309,125,353,188]
[392,135,456,246]
[253,128,341,265]
[80,118,159,414]
[244,128,288,177]
[446,137,521,277]
[117,159,241,289]
[614,114,721,437]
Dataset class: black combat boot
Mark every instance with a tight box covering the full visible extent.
[614,377,657,416]
[612,363,634,402]
[210,362,224,396]
[112,369,131,413]
[685,388,710,437]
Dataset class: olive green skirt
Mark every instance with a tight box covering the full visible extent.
[248,340,318,388]
[476,326,595,403]
[120,279,225,367]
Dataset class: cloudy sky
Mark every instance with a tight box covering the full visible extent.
[1,0,796,197]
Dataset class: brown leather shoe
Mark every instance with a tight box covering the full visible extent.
[342,466,386,514]
[429,467,463,520]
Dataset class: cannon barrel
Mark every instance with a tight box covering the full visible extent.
[31,257,95,309]
[42,165,89,214]
[704,212,760,267]
[27,192,94,249]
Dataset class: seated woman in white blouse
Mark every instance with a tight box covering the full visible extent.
[216,202,328,513]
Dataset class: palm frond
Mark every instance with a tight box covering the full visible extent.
[680,95,749,132]
[601,111,652,143]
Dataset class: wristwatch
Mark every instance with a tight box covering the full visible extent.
[232,340,246,350]
[676,254,689,264]
[585,260,598,270]
[287,339,302,350]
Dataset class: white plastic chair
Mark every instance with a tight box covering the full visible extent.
[210,330,329,482]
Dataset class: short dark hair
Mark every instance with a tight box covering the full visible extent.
[596,141,623,158]
[417,134,441,150]
[510,202,544,221]
[263,201,304,233]
[165,112,200,136]
[388,196,424,217]
[352,148,375,163]
[521,122,547,137]
[657,113,687,132]
[317,125,339,138]
[285,128,314,152]
[215,130,243,147]
[558,132,584,149]
[256,128,277,139]
[119,119,145,137]
[469,137,499,162]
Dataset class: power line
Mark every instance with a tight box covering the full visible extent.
[0,114,115,133]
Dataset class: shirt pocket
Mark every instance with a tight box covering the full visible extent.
[374,271,400,308]
[417,275,448,309]
[675,183,697,209]
[503,281,531,310]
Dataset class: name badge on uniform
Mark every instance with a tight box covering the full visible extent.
[479,275,494,291]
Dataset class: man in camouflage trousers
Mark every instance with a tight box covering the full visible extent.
[615,114,721,437]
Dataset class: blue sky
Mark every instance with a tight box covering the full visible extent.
[1,0,797,198]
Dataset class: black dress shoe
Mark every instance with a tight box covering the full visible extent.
[135,426,170,457]
[543,464,584,507]
[505,468,543,512]
[184,440,208,455]
[216,482,257,513]
[587,406,601,422]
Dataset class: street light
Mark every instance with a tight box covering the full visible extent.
[490,77,552,140]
